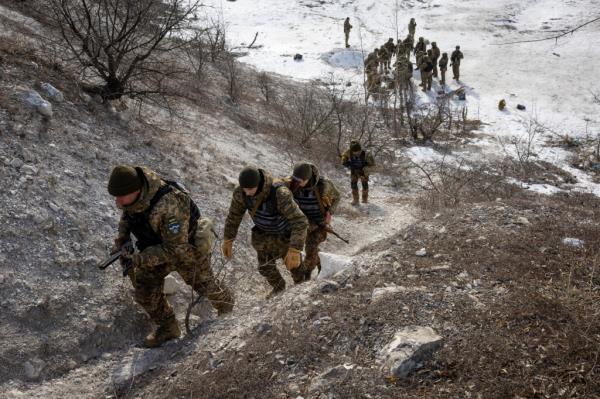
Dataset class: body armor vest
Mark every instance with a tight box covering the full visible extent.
[349,151,367,171]
[125,181,201,251]
[294,185,324,226]
[245,185,290,234]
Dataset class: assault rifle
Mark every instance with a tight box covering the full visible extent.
[98,241,134,276]
[322,225,350,244]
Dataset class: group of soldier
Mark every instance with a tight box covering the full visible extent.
[105,140,375,348]
[344,17,464,96]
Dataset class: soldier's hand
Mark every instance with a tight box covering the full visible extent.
[321,195,333,208]
[221,239,234,259]
[325,212,332,225]
[111,237,129,255]
[284,248,302,270]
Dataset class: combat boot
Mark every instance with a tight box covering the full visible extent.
[362,189,369,204]
[143,315,181,348]
[351,189,359,206]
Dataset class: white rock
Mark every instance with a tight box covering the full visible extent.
[379,326,443,378]
[21,164,38,175]
[562,237,584,247]
[163,274,182,295]
[515,216,530,225]
[23,90,53,118]
[41,82,64,102]
[10,158,24,169]
[24,357,46,380]
[371,285,426,302]
[415,248,427,257]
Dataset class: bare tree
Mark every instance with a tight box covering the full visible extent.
[46,0,200,102]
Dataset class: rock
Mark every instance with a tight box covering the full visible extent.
[24,357,46,380]
[309,364,355,393]
[41,82,64,102]
[379,326,443,378]
[255,322,272,336]
[415,248,427,257]
[21,164,38,175]
[517,104,526,111]
[10,158,24,169]
[371,284,426,302]
[319,280,339,294]
[23,90,53,118]
[562,237,584,247]
[47,201,61,213]
[163,274,181,295]
[293,53,303,61]
[514,216,530,225]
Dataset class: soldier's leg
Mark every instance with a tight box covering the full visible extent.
[360,174,369,203]
[452,64,458,80]
[345,32,349,47]
[441,70,446,85]
[433,63,438,78]
[178,251,234,315]
[303,226,327,280]
[130,264,174,324]
[252,230,286,292]
[351,173,360,205]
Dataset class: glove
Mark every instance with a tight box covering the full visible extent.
[221,239,233,259]
[321,195,333,208]
[325,212,332,225]
[111,237,130,255]
[283,248,302,270]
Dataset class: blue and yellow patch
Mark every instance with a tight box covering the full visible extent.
[167,217,181,234]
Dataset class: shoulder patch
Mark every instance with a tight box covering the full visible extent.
[167,217,181,234]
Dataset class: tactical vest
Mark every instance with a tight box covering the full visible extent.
[349,151,367,171]
[245,184,290,234]
[125,181,201,251]
[293,183,325,226]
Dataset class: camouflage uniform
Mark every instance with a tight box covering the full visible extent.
[394,57,413,88]
[117,167,233,326]
[408,18,416,37]
[378,45,390,73]
[341,145,376,204]
[418,55,433,91]
[284,164,340,280]
[404,35,414,58]
[383,38,396,71]
[344,18,352,48]
[414,37,427,65]
[224,169,308,289]
[438,53,448,85]
[364,49,379,75]
[430,42,441,78]
[451,47,464,80]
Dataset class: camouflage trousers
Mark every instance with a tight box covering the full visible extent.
[344,31,350,47]
[350,170,369,191]
[129,247,233,324]
[304,225,328,276]
[452,64,460,80]
[440,68,447,85]
[251,228,307,288]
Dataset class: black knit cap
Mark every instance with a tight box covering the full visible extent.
[107,165,143,196]
[292,162,313,181]
[350,140,362,152]
[239,166,261,188]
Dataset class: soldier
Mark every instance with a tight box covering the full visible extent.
[418,54,434,91]
[341,140,376,205]
[344,17,352,48]
[438,52,448,86]
[285,162,340,281]
[394,56,413,90]
[383,38,396,70]
[451,45,464,80]
[404,34,415,59]
[366,69,382,99]
[364,48,379,75]
[430,42,441,78]
[107,165,233,348]
[415,49,425,69]
[221,166,308,298]
[408,18,416,37]
[414,37,426,58]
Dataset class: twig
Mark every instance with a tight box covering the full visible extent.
[493,16,600,45]
[247,32,259,48]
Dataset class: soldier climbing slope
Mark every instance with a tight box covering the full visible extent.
[222,166,308,298]
[284,162,340,281]
[107,165,234,348]
[451,45,464,81]
[344,17,353,48]
[341,140,376,205]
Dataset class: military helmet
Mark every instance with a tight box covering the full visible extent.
[107,165,142,196]
[456,45,460,49]
[410,18,415,22]
[350,140,362,152]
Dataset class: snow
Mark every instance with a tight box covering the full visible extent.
[197,0,600,196]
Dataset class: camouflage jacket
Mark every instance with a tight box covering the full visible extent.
[439,56,448,70]
[117,167,213,269]
[344,19,352,33]
[283,163,341,226]
[431,45,441,60]
[384,40,396,56]
[451,49,464,65]
[223,169,308,250]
